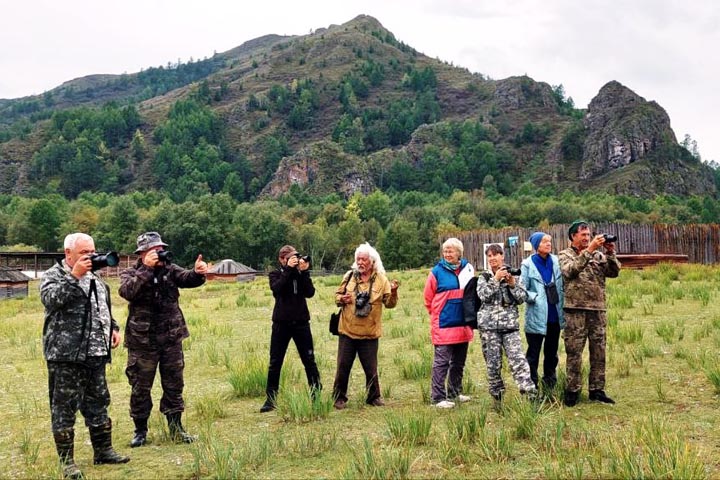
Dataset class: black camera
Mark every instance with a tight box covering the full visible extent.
[90,252,120,271]
[502,265,521,276]
[294,253,311,263]
[157,250,173,263]
[355,291,370,309]
[602,233,618,243]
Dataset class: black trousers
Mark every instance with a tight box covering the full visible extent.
[525,321,561,388]
[332,335,380,404]
[266,322,321,399]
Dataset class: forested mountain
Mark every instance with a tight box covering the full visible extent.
[0,15,718,269]
[1,15,715,200]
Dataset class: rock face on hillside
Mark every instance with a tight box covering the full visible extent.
[579,81,715,196]
[581,81,672,179]
[260,141,374,198]
[493,76,557,111]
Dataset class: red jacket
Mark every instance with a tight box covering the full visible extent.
[424,260,475,346]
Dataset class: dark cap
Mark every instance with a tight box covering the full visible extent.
[135,232,168,254]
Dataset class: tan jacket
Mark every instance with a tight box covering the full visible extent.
[335,270,398,339]
[558,246,621,311]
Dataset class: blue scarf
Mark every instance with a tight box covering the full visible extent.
[440,259,460,271]
[531,253,558,323]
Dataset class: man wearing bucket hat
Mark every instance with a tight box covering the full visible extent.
[558,220,621,407]
[119,232,208,447]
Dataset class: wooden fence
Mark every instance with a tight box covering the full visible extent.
[450,223,720,270]
[0,252,139,279]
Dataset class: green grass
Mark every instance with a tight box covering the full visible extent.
[1,264,719,478]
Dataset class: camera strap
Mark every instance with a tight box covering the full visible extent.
[89,278,100,312]
[354,273,374,297]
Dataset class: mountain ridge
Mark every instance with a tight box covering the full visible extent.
[0,14,715,200]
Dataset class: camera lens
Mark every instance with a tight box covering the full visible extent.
[90,251,120,271]
[603,234,618,243]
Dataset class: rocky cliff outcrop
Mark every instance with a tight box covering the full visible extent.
[581,81,673,179]
[578,80,715,196]
[260,141,374,198]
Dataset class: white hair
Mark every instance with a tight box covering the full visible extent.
[442,237,464,257]
[352,242,385,275]
[64,232,93,250]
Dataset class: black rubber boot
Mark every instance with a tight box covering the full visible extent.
[53,428,83,480]
[89,419,130,465]
[130,417,148,448]
[563,390,580,407]
[166,412,197,443]
[589,389,615,404]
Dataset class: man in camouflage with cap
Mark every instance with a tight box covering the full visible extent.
[40,232,129,479]
[476,244,537,406]
[119,232,207,447]
[559,220,621,407]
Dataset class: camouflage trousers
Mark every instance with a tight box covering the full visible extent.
[47,357,110,432]
[563,309,606,393]
[126,342,185,419]
[480,330,535,398]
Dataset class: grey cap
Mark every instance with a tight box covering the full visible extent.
[135,231,168,254]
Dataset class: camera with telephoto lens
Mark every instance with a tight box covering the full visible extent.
[502,265,521,276]
[157,249,173,263]
[355,291,370,309]
[90,251,120,271]
[602,233,618,243]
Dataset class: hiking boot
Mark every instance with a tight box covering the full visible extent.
[53,428,83,480]
[589,390,615,404]
[166,412,197,443]
[333,399,347,410]
[130,417,148,448]
[563,390,580,407]
[89,420,130,465]
[259,399,275,413]
[368,398,385,407]
[433,400,455,409]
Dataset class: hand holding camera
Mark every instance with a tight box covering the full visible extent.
[143,249,173,268]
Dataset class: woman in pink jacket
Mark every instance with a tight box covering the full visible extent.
[423,238,475,408]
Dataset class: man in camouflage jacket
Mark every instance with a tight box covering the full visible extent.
[40,233,129,479]
[476,244,536,403]
[559,221,621,407]
[119,232,207,448]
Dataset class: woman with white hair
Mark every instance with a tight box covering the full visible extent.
[423,238,475,408]
[332,243,399,410]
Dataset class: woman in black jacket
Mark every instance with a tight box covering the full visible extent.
[261,245,321,412]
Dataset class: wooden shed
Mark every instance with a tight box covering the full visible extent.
[0,267,32,299]
[207,259,258,282]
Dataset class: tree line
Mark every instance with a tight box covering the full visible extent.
[2,189,719,271]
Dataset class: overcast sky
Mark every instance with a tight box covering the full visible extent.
[2,0,717,162]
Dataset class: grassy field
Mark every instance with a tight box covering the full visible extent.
[1,263,720,479]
